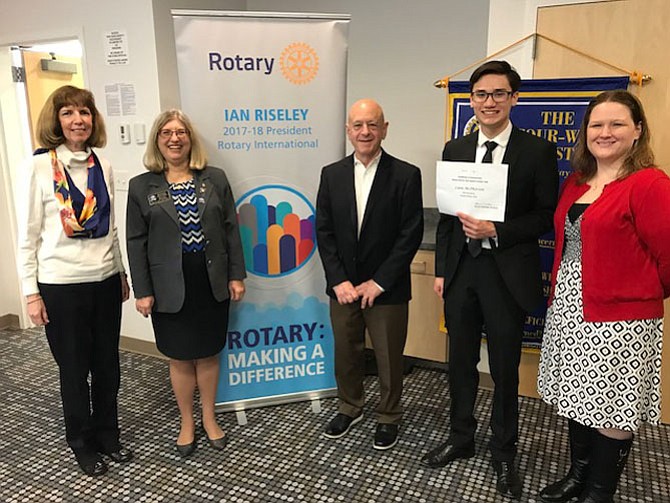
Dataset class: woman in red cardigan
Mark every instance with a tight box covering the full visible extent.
[537,90,670,503]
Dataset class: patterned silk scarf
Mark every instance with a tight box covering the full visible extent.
[49,148,110,238]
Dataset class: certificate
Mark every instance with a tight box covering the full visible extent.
[436,161,509,221]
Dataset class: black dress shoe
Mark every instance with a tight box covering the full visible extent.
[492,460,523,500]
[104,445,134,463]
[323,413,363,439]
[74,449,108,477]
[92,440,134,463]
[420,441,475,468]
[373,423,399,450]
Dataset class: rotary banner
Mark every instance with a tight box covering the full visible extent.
[173,11,350,409]
[448,76,629,349]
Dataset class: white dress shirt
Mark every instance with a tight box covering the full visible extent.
[353,151,385,291]
[354,151,381,235]
[474,121,512,248]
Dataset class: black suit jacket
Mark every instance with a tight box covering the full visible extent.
[126,166,246,313]
[435,127,558,312]
[316,150,424,304]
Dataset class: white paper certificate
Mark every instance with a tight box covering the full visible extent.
[436,161,509,221]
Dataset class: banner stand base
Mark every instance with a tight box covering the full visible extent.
[216,388,337,414]
[235,410,248,426]
[310,398,321,414]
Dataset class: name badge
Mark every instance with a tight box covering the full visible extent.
[147,190,170,206]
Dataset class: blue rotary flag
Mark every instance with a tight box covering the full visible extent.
[448,76,630,349]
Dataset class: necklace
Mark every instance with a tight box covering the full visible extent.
[588,167,621,190]
[165,166,192,184]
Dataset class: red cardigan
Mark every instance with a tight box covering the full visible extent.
[549,168,670,322]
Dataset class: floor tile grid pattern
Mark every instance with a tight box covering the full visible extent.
[0,327,668,502]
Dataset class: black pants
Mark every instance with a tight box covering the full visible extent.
[40,274,122,452]
[444,251,525,462]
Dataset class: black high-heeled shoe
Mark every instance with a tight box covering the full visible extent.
[176,433,198,458]
[175,441,196,457]
[201,421,228,450]
[207,434,228,450]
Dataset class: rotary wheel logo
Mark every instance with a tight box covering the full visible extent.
[280,42,319,85]
[464,115,480,135]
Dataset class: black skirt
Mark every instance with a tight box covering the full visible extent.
[151,251,230,360]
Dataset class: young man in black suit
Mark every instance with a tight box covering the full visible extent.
[420,61,558,499]
[316,99,423,451]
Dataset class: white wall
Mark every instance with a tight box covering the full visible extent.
[0,0,161,175]
[0,0,242,340]
[0,0,594,340]
[247,0,491,207]
[0,0,160,339]
[0,48,24,322]
[0,0,489,339]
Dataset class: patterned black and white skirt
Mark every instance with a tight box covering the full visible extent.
[537,216,663,431]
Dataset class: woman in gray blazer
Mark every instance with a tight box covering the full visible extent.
[126,109,246,457]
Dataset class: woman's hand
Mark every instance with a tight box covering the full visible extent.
[120,273,131,302]
[26,295,49,326]
[135,296,155,317]
[228,280,245,302]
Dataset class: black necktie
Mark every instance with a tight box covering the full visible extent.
[482,140,497,163]
[468,141,497,257]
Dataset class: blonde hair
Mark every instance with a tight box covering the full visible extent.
[35,85,106,149]
[143,109,207,172]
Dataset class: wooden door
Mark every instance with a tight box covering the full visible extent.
[21,50,84,149]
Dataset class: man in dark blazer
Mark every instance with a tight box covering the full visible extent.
[420,61,558,499]
[316,99,423,451]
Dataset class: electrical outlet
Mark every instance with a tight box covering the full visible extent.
[115,170,129,192]
[134,123,146,144]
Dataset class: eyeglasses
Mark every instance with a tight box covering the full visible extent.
[159,128,189,139]
[471,90,513,103]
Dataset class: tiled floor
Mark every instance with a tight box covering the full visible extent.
[0,327,668,502]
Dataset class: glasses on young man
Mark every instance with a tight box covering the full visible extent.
[470,90,513,103]
[159,128,189,139]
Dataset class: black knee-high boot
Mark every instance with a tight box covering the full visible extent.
[576,431,632,503]
[540,419,592,502]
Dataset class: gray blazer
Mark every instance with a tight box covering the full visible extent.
[126,166,246,313]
